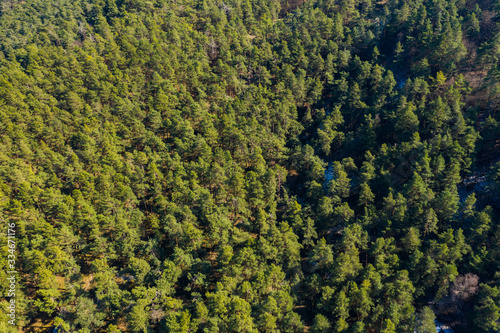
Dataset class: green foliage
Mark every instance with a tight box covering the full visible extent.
[0,0,498,331]
[415,306,436,333]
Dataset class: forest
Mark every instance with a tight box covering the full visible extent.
[0,0,499,332]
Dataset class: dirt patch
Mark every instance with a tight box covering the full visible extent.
[462,69,487,90]
[23,318,54,332]
[82,274,94,291]
[207,251,217,261]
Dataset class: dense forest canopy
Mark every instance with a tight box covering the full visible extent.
[0,0,499,332]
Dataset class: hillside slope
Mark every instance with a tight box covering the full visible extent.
[0,0,499,332]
